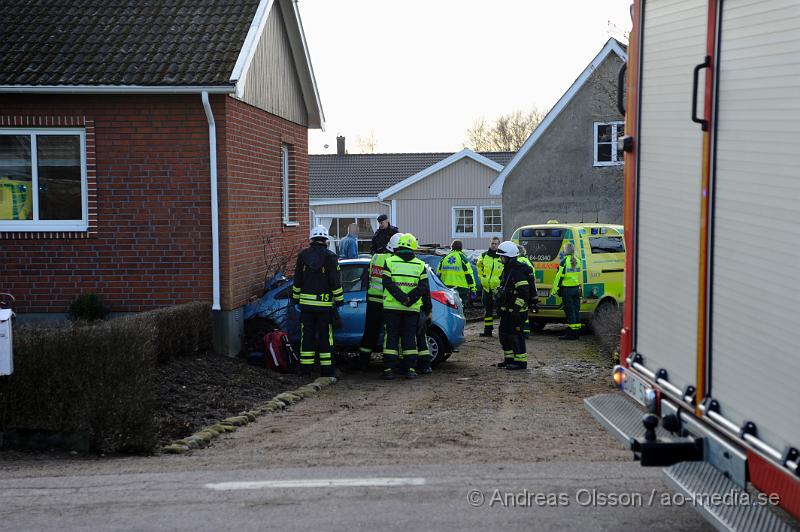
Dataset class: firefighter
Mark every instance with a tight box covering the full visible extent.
[477,237,503,337]
[494,241,531,370]
[551,241,582,340]
[436,240,476,305]
[292,225,344,377]
[381,233,431,380]
[517,245,535,338]
[356,232,403,369]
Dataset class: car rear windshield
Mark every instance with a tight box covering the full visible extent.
[520,228,564,262]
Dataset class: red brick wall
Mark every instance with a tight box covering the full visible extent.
[0,94,213,313]
[0,94,309,314]
[217,96,309,310]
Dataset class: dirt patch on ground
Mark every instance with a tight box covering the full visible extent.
[152,352,306,446]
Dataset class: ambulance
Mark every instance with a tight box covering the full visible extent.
[510,221,624,331]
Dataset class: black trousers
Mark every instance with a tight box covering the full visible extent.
[482,289,495,330]
[499,311,527,363]
[300,309,335,376]
[383,310,419,370]
[358,301,384,361]
[416,311,431,370]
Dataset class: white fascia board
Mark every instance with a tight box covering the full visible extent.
[0,85,235,94]
[378,149,504,200]
[310,197,381,206]
[230,0,275,95]
[488,38,628,196]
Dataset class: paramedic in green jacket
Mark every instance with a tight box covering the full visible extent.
[551,241,583,341]
[436,240,476,305]
[477,237,503,337]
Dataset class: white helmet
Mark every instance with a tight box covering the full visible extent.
[309,225,330,241]
[496,241,519,258]
[386,232,404,252]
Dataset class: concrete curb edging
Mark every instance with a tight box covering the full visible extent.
[161,376,337,454]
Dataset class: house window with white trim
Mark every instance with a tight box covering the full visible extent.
[593,121,624,166]
[452,207,476,237]
[0,129,87,231]
[480,207,502,237]
[281,144,298,226]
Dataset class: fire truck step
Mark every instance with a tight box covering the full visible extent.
[584,393,669,448]
[663,461,793,532]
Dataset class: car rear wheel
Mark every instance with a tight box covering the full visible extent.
[426,328,448,367]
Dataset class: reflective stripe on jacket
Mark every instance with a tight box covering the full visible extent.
[383,255,428,312]
[436,251,476,290]
[367,252,389,303]
[477,251,503,291]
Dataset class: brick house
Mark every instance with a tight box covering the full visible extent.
[0,0,324,355]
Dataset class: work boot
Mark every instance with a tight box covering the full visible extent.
[479,328,493,337]
[320,366,336,378]
[506,361,528,370]
[496,359,513,368]
[418,366,433,375]
[405,368,417,380]
[558,330,572,340]
[381,369,395,380]
[299,365,313,378]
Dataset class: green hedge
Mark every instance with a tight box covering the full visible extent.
[0,302,212,453]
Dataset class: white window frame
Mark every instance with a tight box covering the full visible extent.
[0,128,88,232]
[593,121,624,167]
[315,214,377,252]
[480,206,502,238]
[452,206,477,238]
[281,144,298,226]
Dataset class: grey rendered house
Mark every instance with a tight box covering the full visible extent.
[310,146,514,250]
[489,38,627,236]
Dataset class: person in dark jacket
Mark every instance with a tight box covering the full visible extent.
[292,225,344,377]
[370,214,399,254]
[494,241,532,370]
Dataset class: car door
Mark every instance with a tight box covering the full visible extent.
[334,262,369,346]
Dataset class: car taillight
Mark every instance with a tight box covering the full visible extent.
[431,290,458,309]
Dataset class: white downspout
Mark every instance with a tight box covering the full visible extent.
[202,91,221,311]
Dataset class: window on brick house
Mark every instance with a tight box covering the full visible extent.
[0,129,87,231]
[281,144,299,226]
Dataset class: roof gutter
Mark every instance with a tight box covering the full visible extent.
[201,91,222,311]
[0,85,236,94]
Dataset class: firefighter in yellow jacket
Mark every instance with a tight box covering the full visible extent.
[356,233,402,369]
[477,237,503,337]
[550,241,582,341]
[382,233,431,380]
[436,240,476,304]
[292,225,344,377]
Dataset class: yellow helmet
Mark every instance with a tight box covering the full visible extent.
[397,233,418,251]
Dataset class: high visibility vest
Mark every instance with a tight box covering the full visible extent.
[553,255,582,288]
[436,251,475,290]
[383,255,427,312]
[477,251,503,291]
[367,252,389,303]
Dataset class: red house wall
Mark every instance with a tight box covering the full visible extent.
[0,93,309,314]
[216,96,309,310]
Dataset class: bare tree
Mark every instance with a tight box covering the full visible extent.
[464,108,547,152]
[355,131,378,154]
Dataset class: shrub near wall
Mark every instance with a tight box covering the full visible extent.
[0,302,212,453]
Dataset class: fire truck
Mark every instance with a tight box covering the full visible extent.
[585,1,800,530]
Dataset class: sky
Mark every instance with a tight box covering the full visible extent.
[299,0,632,154]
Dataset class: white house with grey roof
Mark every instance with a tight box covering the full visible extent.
[310,145,514,251]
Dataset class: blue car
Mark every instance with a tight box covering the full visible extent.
[244,258,465,365]
[416,253,483,298]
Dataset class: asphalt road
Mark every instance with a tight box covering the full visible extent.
[0,323,714,531]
